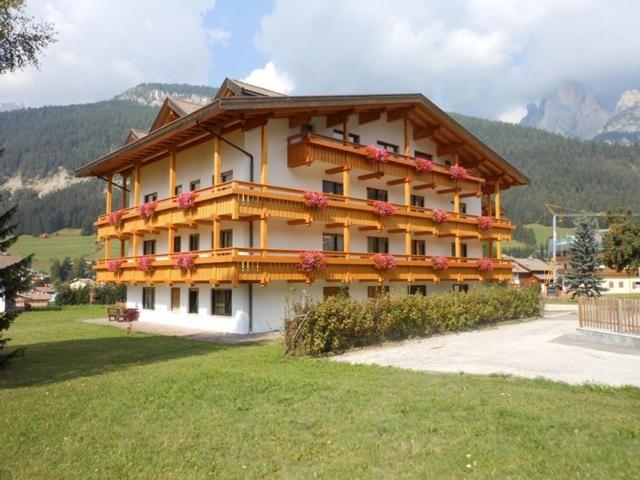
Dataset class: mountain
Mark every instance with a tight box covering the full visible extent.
[114,83,215,107]
[593,90,640,145]
[520,81,610,139]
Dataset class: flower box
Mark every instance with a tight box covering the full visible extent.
[136,255,154,273]
[478,259,495,271]
[297,251,328,273]
[433,209,449,224]
[432,256,449,271]
[303,191,329,210]
[450,164,468,181]
[107,259,123,273]
[415,157,434,173]
[173,253,197,272]
[363,145,390,163]
[108,210,123,227]
[478,216,493,231]
[176,191,196,209]
[372,253,397,270]
[373,200,397,217]
[137,201,157,220]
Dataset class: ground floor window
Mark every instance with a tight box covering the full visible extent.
[323,286,349,299]
[452,284,469,293]
[211,289,232,316]
[188,289,199,314]
[367,285,389,298]
[142,287,155,310]
[171,287,180,312]
[408,285,427,295]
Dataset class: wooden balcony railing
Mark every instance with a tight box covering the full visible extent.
[95,248,513,286]
[97,181,512,241]
[287,132,484,193]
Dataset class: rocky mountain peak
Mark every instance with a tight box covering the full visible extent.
[614,89,640,113]
[113,83,216,108]
[594,89,640,145]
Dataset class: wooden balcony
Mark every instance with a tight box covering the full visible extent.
[95,248,513,286]
[287,132,484,193]
[97,181,512,241]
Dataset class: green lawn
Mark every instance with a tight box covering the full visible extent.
[1,307,639,479]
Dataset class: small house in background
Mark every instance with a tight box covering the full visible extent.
[507,256,551,287]
[38,233,48,239]
[600,268,640,295]
[69,278,96,290]
[14,290,52,309]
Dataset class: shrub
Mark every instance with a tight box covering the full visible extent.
[284,286,541,356]
[55,283,126,306]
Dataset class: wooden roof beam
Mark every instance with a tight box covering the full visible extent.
[358,172,384,181]
[386,107,414,123]
[387,177,410,186]
[326,109,354,128]
[241,114,271,132]
[288,113,313,129]
[413,126,440,141]
[358,108,385,125]
[437,143,464,156]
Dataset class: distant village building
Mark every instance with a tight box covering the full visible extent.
[507,256,551,287]
[69,278,96,290]
[14,290,52,310]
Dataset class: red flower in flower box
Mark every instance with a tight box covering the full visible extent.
[176,191,196,209]
[363,145,390,163]
[373,200,396,217]
[303,191,329,210]
[478,259,495,271]
[415,157,434,173]
[108,210,123,227]
[372,253,397,270]
[107,259,123,273]
[478,216,493,231]
[433,209,449,224]
[136,255,154,273]
[173,253,197,272]
[297,251,327,273]
[450,164,468,181]
[137,201,157,220]
[432,256,449,271]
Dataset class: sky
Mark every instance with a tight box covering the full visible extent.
[1,0,639,123]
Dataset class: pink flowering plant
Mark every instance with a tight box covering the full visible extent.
[478,259,495,271]
[107,259,123,273]
[303,191,329,210]
[108,210,123,227]
[415,157,434,173]
[432,256,449,271]
[478,215,493,231]
[137,201,157,220]
[372,253,397,271]
[363,145,390,163]
[433,209,449,224]
[176,191,196,209]
[297,251,328,274]
[173,252,197,272]
[136,255,154,273]
[450,164,468,181]
[372,200,397,217]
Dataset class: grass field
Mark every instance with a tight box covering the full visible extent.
[1,307,639,479]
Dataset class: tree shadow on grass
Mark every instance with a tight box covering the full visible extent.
[0,333,265,389]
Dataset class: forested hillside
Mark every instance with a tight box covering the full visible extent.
[1,89,640,235]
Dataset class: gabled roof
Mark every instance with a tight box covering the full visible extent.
[213,77,285,100]
[124,128,148,145]
[508,257,550,273]
[149,97,207,132]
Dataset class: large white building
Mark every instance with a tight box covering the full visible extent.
[77,78,528,333]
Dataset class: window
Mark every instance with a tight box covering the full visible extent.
[367,187,388,202]
[409,285,427,295]
[190,179,201,191]
[189,234,200,251]
[323,233,344,252]
[444,159,452,167]
[188,288,199,314]
[322,180,344,195]
[323,286,349,299]
[414,150,433,160]
[212,289,232,316]
[143,192,157,203]
[619,281,624,288]
[173,236,181,253]
[451,242,468,257]
[412,239,426,256]
[221,170,233,182]
[367,236,389,254]
[143,240,156,255]
[609,281,614,288]
[377,140,399,153]
[300,123,313,133]
[410,195,425,208]
[367,286,389,298]
[453,284,469,293]
[333,129,360,144]
[451,201,467,214]
[171,288,180,312]
[220,229,233,248]
[174,184,183,195]
[142,287,155,310]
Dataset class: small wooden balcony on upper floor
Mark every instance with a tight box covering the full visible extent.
[96,181,513,242]
[95,248,513,286]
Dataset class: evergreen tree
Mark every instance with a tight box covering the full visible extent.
[564,216,606,297]
[0,194,33,365]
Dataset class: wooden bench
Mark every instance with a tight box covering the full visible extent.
[107,307,124,322]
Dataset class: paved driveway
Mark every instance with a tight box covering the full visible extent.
[333,312,640,387]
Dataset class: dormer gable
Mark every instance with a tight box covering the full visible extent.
[124,128,148,145]
[213,77,285,101]
[149,97,204,132]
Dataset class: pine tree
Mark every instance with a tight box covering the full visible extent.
[564,216,606,297]
[0,194,33,365]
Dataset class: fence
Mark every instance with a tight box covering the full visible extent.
[578,297,640,335]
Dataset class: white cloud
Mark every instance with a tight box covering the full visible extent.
[208,28,231,46]
[497,105,527,124]
[242,62,294,94]
[255,0,640,119]
[0,0,217,107]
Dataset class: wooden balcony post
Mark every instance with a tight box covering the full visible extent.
[106,174,113,214]
[104,238,110,261]
[169,147,177,196]
[487,240,494,258]
[121,174,128,209]
[213,137,222,185]
[168,226,175,254]
[405,231,412,258]
[260,215,268,255]
[213,215,221,249]
[403,117,410,156]
[342,120,349,146]
[343,223,351,257]
[120,239,125,257]
[494,183,501,219]
[132,233,139,257]
[260,125,269,188]
[404,179,411,208]
[496,239,503,259]
[453,154,461,214]
[343,167,350,198]
[455,236,462,258]
[134,162,141,206]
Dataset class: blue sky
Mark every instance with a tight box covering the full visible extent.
[2,0,640,122]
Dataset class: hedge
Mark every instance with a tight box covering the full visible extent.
[284,286,541,356]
